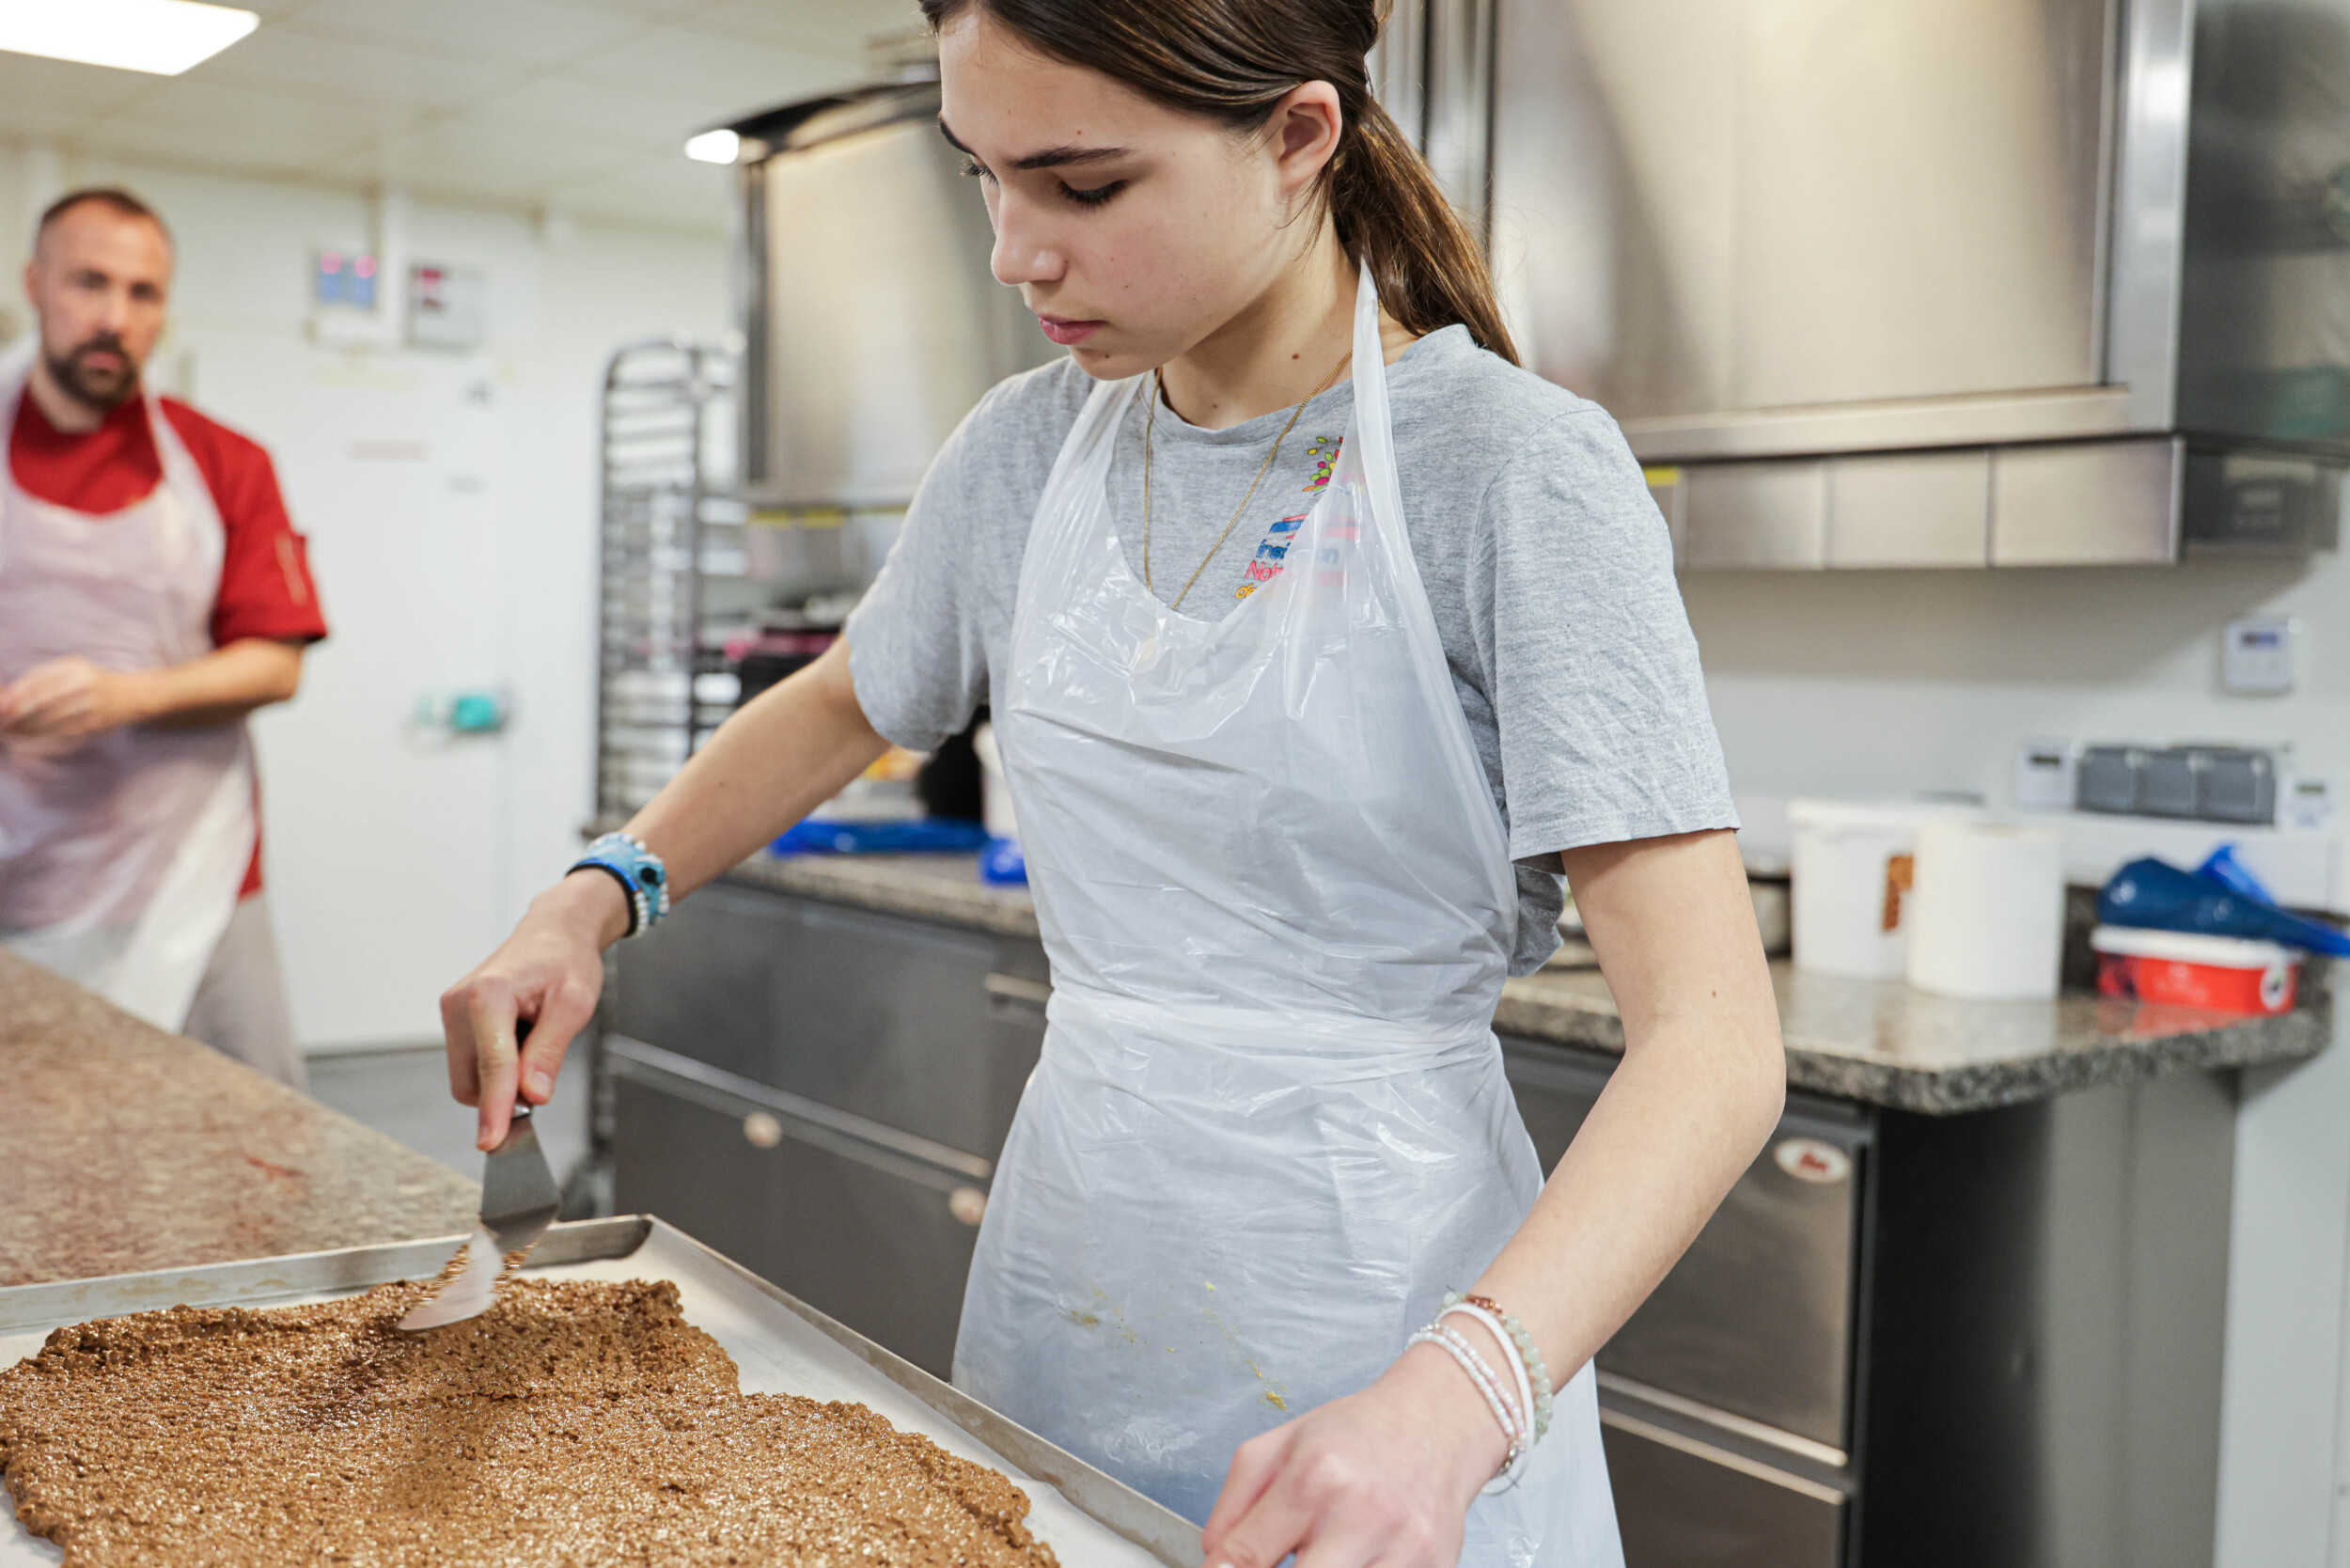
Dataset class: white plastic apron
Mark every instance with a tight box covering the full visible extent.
[956,272,1622,1565]
[0,340,256,1032]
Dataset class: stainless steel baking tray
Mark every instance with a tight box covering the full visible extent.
[0,1216,1197,1568]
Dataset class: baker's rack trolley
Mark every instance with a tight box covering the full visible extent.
[579,336,744,1216]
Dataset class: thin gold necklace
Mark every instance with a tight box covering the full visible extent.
[1142,353,1348,613]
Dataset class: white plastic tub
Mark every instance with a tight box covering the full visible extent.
[1789,797,1982,980]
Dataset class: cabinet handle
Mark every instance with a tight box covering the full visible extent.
[611,1032,994,1183]
[948,1186,988,1227]
[984,973,1052,1013]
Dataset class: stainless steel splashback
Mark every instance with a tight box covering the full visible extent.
[734,83,1054,510]
[1484,0,2350,565]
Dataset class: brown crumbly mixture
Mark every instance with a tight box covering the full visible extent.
[0,1278,1060,1568]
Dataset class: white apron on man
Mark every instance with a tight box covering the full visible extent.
[0,340,257,1033]
[955,272,1623,1565]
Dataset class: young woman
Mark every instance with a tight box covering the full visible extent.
[441,2,1785,1563]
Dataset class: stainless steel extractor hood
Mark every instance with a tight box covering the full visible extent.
[1474,0,2350,566]
[728,80,1054,512]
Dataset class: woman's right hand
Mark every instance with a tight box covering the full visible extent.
[441,870,632,1152]
[437,639,889,1152]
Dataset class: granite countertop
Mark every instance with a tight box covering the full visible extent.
[724,851,2333,1115]
[0,949,480,1288]
[725,848,1044,939]
[1500,964,2329,1114]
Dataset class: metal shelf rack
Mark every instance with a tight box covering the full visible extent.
[594,337,742,823]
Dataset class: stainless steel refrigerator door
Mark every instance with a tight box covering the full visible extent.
[744,98,1054,509]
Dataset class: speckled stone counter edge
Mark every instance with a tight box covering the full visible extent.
[1496,980,2331,1114]
[722,854,2333,1116]
[0,949,482,1287]
[724,852,1043,939]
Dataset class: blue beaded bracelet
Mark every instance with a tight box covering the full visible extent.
[572,831,671,938]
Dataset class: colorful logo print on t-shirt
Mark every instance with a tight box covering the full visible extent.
[1236,435,1341,600]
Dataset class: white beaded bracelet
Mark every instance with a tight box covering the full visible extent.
[1436,1309,1536,1490]
[1406,1325,1523,1491]
[1444,1291,1556,1442]
[1434,1322,1535,1492]
[1401,1335,1532,1504]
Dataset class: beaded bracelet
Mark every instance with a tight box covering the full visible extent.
[1434,1320,1537,1493]
[1438,1303,1534,1488]
[571,831,672,939]
[1444,1291,1556,1443]
[1405,1325,1524,1492]
[1448,1296,1552,1445]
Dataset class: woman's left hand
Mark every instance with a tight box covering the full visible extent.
[1200,1341,1509,1568]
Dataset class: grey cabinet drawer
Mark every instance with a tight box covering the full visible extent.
[1601,1415,1844,1568]
[609,1042,990,1379]
[1505,1041,1866,1453]
[610,881,788,1083]
[614,880,1048,1161]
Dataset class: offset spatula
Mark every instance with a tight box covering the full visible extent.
[399,1101,562,1331]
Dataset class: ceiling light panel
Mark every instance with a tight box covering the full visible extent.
[0,0,258,76]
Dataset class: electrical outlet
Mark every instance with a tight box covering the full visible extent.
[2223,615,2297,695]
[2014,738,2079,810]
[2287,776,2338,831]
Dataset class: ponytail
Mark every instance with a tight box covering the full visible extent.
[918,0,1521,366]
[1332,93,1517,362]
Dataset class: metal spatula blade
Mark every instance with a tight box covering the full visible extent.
[399,1102,562,1331]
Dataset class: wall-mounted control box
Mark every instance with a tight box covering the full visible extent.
[2014,738,2081,811]
[2222,616,2297,695]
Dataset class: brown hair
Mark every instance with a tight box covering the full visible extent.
[35,187,172,251]
[919,0,1518,364]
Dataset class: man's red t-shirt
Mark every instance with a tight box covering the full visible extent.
[8,391,328,899]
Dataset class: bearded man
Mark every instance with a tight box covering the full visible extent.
[1,187,326,1088]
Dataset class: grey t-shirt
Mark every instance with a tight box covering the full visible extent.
[845,324,1736,973]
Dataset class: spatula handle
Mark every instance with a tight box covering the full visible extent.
[510,1017,536,1120]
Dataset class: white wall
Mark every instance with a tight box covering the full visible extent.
[1681,553,2344,805]
[2,142,729,1047]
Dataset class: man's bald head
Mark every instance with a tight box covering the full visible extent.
[23,189,174,416]
[34,188,172,259]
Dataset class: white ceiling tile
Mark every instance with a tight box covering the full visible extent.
[134,76,412,144]
[70,118,355,182]
[460,75,718,153]
[0,103,85,144]
[3,2,898,233]
[676,0,923,59]
[193,26,525,111]
[548,154,733,233]
[515,0,715,21]
[282,0,649,72]
[0,54,166,128]
[562,28,861,124]
[328,121,641,202]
